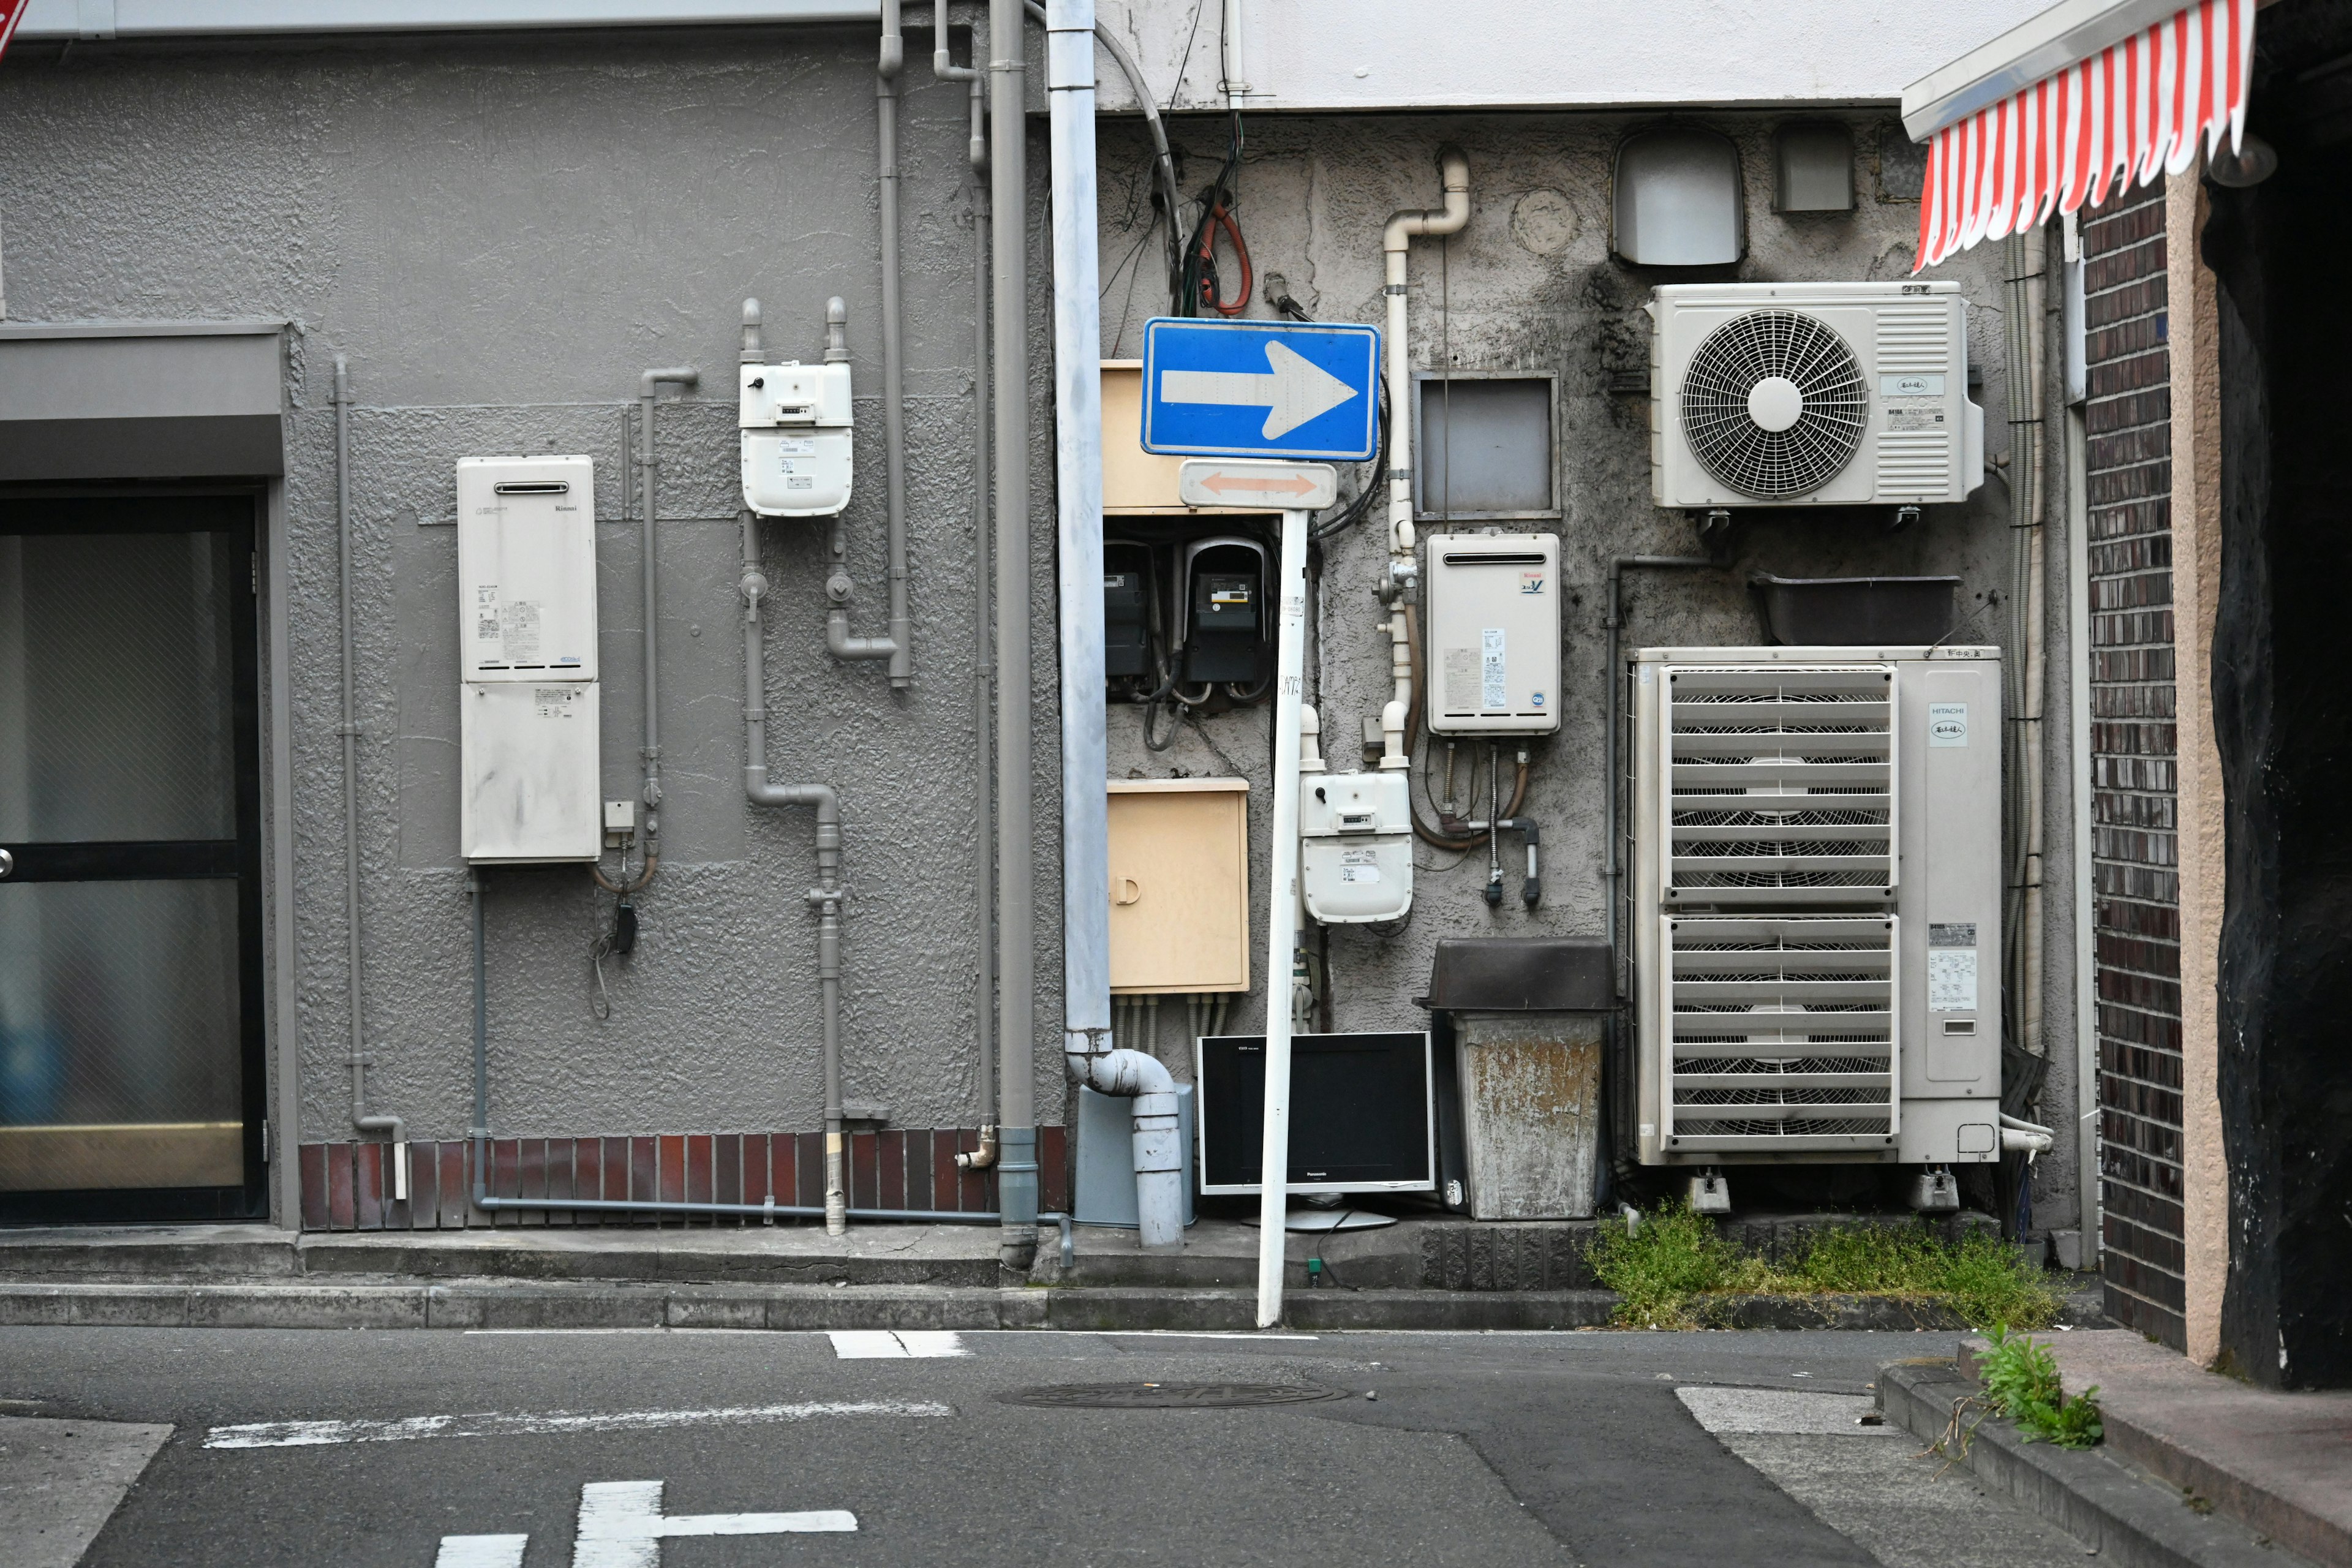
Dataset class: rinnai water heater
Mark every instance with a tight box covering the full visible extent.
[457,455,601,863]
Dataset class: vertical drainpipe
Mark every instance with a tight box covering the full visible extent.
[1046,0,1106,1192]
[989,0,1038,1269]
[336,354,406,1201]
[1044,0,1182,1250]
[637,364,698,865]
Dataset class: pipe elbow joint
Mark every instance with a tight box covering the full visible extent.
[1066,1045,1175,1100]
[826,608,901,663]
[641,366,699,396]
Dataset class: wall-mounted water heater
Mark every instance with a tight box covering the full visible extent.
[1423,532,1561,735]
[741,357,853,518]
[458,455,601,863]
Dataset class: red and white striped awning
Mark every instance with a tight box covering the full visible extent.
[1913,0,2256,270]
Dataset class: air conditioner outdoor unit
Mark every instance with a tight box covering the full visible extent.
[1629,645,2003,1170]
[1649,282,1986,510]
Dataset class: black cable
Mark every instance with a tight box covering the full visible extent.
[1312,379,1390,541]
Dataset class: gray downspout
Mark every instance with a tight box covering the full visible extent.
[829,0,911,681]
[611,364,698,897]
[336,353,405,1201]
[957,66,1001,1175]
[989,0,1037,1270]
[1602,555,1715,986]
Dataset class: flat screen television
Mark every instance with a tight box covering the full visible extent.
[1195,1031,1434,1194]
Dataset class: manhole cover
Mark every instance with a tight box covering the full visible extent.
[996,1382,1346,1410]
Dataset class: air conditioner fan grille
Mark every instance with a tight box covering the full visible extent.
[1681,310,1867,498]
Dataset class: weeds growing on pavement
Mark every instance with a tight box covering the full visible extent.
[1977,1324,2103,1447]
[1586,1201,2062,1330]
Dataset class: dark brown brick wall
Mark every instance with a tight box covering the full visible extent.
[297,1127,1068,1231]
[2082,179,2185,1348]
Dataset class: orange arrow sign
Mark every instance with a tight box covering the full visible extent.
[1198,471,1319,494]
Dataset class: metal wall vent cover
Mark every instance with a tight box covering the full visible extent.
[1679,310,1867,498]
[995,1382,1346,1409]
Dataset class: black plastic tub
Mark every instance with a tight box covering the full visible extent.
[1749,573,1959,646]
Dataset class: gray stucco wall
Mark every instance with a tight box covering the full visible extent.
[1093,110,2086,1227]
[0,30,2085,1233]
[0,28,1069,1169]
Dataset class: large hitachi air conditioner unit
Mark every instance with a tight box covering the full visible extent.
[1649,282,1986,510]
[1629,646,2003,1170]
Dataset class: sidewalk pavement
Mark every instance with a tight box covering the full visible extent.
[1877,1331,2351,1568]
[0,1215,2107,1335]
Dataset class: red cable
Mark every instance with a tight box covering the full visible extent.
[1196,198,1253,317]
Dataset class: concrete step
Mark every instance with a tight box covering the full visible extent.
[1877,1357,2320,1568]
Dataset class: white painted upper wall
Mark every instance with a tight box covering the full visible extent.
[1093,0,2051,115]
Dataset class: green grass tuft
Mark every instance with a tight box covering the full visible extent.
[1585,1202,2061,1330]
[1978,1324,2104,1447]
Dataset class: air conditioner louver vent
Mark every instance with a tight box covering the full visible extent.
[1664,915,1899,1152]
[1665,665,1896,906]
[1872,305,1951,375]
[1679,310,1866,499]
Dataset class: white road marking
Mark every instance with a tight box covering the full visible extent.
[575,1479,854,1567]
[468,1335,771,1344]
[1096,1331,1321,1341]
[1675,1386,1897,1435]
[434,1534,529,1568]
[204,1399,949,1449]
[827,1329,968,1359]
[0,1417,174,1568]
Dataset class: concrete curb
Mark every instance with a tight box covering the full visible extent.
[0,1280,2085,1334]
[1877,1360,2312,1568]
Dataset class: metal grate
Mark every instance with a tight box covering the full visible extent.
[1679,310,1867,497]
[1662,915,1899,1153]
[1664,665,1897,906]
[995,1383,1347,1409]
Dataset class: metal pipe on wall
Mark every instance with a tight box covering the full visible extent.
[606,364,698,899]
[742,503,851,1234]
[826,1,913,684]
[334,353,406,1202]
[1046,0,1182,1251]
[988,0,1038,1270]
[959,97,1001,1174]
[1375,148,1470,769]
[1602,556,1717,985]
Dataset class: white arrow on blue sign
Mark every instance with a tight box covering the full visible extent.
[1139,318,1381,462]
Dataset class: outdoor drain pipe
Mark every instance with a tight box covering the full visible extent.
[957,93,1000,1176]
[986,0,1040,1270]
[1602,556,1720,982]
[335,354,405,1201]
[597,364,698,896]
[829,0,913,684]
[1045,0,1183,1251]
[1375,148,1471,769]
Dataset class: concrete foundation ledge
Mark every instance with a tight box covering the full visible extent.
[1876,1360,2314,1568]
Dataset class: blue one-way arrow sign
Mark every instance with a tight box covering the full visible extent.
[1139,318,1381,462]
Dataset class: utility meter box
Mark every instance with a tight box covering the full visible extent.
[457,455,601,864]
[1300,771,1413,924]
[741,360,853,518]
[1423,532,1561,735]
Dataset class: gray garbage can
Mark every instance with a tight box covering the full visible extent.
[1419,938,1611,1220]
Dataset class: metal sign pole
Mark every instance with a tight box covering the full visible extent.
[1255,504,1310,1328]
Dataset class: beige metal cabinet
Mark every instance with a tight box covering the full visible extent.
[1107,778,1250,994]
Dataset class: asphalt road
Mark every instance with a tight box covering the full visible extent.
[0,1325,2098,1567]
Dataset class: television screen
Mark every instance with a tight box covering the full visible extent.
[1196,1031,1434,1193]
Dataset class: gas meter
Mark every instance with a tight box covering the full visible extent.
[741,360,853,518]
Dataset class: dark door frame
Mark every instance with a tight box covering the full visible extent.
[0,486,271,1224]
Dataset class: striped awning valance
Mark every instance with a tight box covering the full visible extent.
[1915,0,2256,270]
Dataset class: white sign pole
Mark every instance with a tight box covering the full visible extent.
[1254,505,1310,1329]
